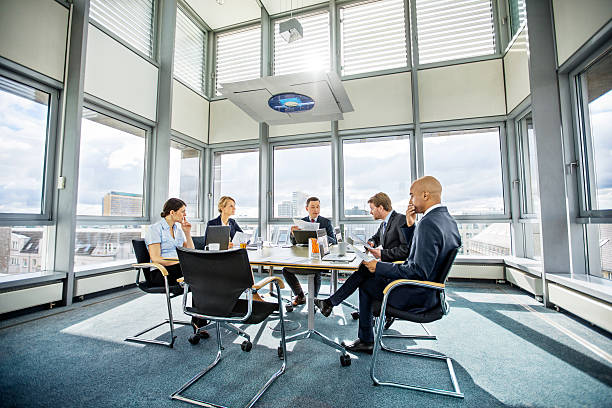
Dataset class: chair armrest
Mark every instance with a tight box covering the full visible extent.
[252,276,285,290]
[383,279,444,295]
[176,277,184,283]
[132,262,169,277]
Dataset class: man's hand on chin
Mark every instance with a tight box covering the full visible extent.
[363,259,378,273]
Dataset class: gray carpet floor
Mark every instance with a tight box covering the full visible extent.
[1,277,611,408]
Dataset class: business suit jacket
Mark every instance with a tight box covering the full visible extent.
[368,210,411,262]
[375,206,461,313]
[290,215,337,245]
[204,216,243,245]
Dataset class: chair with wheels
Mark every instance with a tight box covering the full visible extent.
[369,247,464,398]
[171,247,288,408]
[125,239,192,348]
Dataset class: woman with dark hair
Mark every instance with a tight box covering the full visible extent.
[204,196,243,248]
[145,198,207,334]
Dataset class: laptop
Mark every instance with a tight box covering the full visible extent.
[345,236,375,262]
[205,225,230,250]
[292,229,318,245]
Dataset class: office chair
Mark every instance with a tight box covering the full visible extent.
[171,247,288,408]
[125,239,191,348]
[369,247,464,398]
[191,235,206,250]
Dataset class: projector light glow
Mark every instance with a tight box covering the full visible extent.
[268,93,315,113]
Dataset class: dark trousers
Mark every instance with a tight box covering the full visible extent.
[149,263,183,288]
[282,268,322,297]
[329,265,404,343]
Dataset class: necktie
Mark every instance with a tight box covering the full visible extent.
[381,221,387,243]
[311,219,315,223]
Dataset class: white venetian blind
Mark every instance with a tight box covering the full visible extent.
[174,7,207,95]
[340,0,408,76]
[274,11,330,76]
[90,0,155,57]
[416,0,496,65]
[216,25,261,95]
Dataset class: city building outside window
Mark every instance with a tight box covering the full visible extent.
[212,149,259,219]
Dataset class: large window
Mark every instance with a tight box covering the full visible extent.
[459,223,511,256]
[274,11,330,75]
[0,226,50,276]
[73,225,144,270]
[77,109,147,217]
[174,6,207,95]
[340,0,408,76]
[508,0,527,39]
[0,75,50,215]
[89,0,155,57]
[273,143,332,218]
[423,128,505,215]
[342,136,411,217]
[415,0,496,65]
[169,140,201,219]
[216,25,261,95]
[212,149,259,219]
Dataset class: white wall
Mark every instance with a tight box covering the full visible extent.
[171,80,209,143]
[418,59,506,123]
[84,25,158,121]
[269,121,330,137]
[504,28,531,113]
[553,0,612,66]
[339,72,412,130]
[0,0,68,82]
[209,99,259,143]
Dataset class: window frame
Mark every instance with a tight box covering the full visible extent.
[209,143,261,224]
[268,137,333,223]
[570,45,612,220]
[169,132,206,223]
[0,68,59,226]
[420,122,511,221]
[338,130,413,223]
[76,102,153,225]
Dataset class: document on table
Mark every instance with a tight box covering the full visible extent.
[348,235,375,251]
[350,246,375,262]
[232,231,252,244]
[293,218,319,231]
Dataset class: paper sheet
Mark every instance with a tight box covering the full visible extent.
[293,218,319,231]
[232,231,252,244]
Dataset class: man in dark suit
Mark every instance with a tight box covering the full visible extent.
[364,192,411,262]
[283,197,337,306]
[316,176,461,354]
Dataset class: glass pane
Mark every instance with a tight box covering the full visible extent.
[459,223,511,256]
[526,120,540,215]
[0,76,50,214]
[423,128,504,215]
[584,51,612,210]
[174,7,206,94]
[274,11,330,75]
[273,144,332,218]
[415,0,496,65]
[216,25,261,95]
[340,0,408,76]
[169,141,200,219]
[73,225,144,271]
[524,222,542,260]
[600,224,612,280]
[213,150,259,218]
[508,0,527,37]
[342,223,382,243]
[268,224,292,245]
[0,226,49,275]
[343,137,410,217]
[78,109,146,216]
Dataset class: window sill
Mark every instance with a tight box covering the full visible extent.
[546,274,612,305]
[0,271,67,291]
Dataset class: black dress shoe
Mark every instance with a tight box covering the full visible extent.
[342,338,374,354]
[314,298,333,317]
[384,316,395,330]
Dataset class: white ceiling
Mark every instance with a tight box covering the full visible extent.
[184,0,329,31]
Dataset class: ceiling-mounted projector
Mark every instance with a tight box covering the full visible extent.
[279,18,303,43]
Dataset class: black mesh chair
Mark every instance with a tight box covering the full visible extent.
[171,247,288,408]
[191,236,206,250]
[369,247,464,398]
[125,239,190,348]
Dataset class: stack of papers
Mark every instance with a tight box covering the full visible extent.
[293,218,319,231]
[232,231,253,245]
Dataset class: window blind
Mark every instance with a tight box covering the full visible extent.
[416,0,496,65]
[174,7,206,95]
[216,25,261,95]
[274,11,330,76]
[340,0,408,76]
[90,0,155,57]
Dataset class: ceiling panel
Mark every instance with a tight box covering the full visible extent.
[184,0,261,30]
[261,0,329,16]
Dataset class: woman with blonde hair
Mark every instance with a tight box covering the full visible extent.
[204,196,243,248]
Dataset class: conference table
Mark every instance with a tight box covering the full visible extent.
[247,245,361,366]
